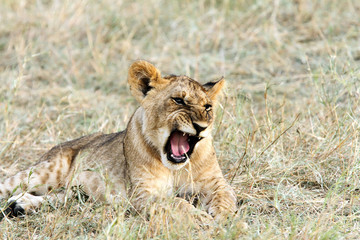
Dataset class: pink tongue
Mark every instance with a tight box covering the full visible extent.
[170,132,190,156]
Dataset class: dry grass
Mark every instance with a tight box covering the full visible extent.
[1,0,359,239]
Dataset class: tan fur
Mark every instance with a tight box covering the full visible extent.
[0,60,236,221]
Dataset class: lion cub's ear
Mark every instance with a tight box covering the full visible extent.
[128,60,168,102]
[203,77,225,101]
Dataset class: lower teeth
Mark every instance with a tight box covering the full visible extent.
[171,154,185,160]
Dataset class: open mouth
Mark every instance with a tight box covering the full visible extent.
[165,130,203,164]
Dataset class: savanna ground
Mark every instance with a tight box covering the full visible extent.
[0,0,359,239]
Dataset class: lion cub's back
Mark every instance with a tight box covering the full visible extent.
[81,131,127,176]
[70,131,128,197]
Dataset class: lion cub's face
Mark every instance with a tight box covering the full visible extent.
[128,61,224,170]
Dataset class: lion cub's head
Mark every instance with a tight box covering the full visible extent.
[128,60,224,170]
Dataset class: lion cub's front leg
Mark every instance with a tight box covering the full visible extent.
[128,164,213,224]
[189,158,237,220]
[203,178,237,220]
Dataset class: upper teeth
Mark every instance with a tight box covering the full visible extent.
[181,132,195,137]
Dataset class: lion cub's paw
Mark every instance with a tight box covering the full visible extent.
[0,193,45,220]
[191,209,214,228]
[236,220,249,232]
[0,200,25,220]
[174,198,213,227]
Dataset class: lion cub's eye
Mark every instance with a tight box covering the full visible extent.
[172,97,186,105]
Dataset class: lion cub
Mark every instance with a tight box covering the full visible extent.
[0,60,236,221]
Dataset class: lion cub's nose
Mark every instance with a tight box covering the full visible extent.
[193,122,207,135]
